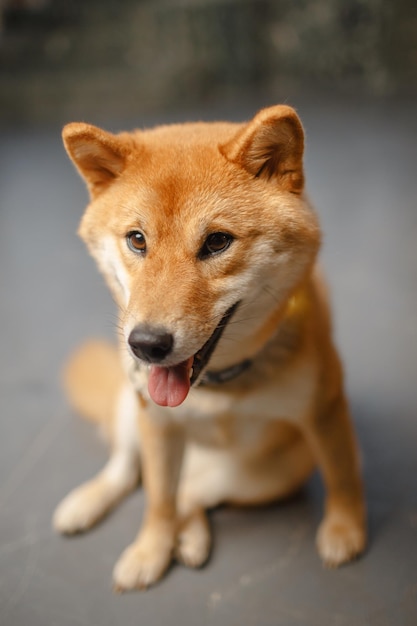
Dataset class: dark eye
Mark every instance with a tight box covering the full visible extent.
[200,232,233,259]
[127,231,147,254]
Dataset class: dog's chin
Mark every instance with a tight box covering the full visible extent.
[145,302,240,408]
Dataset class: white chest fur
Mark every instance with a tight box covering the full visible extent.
[129,354,317,434]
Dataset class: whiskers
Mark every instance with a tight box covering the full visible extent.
[262,284,284,305]
[105,282,285,365]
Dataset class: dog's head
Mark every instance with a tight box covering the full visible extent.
[63,105,320,407]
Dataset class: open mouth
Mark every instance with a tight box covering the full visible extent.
[147,302,239,408]
[190,301,239,385]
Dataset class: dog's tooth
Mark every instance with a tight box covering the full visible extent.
[189,367,194,380]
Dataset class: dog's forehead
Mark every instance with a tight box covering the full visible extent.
[133,134,226,186]
[122,135,251,231]
[137,120,239,148]
[130,121,240,188]
[124,173,240,238]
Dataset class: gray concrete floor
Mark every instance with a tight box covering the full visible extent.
[1,97,417,625]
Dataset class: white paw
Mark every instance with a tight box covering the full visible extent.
[113,541,172,591]
[175,512,211,568]
[53,482,106,534]
[316,515,366,567]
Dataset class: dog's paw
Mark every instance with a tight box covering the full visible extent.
[113,540,172,591]
[53,481,108,534]
[316,514,366,567]
[175,510,211,568]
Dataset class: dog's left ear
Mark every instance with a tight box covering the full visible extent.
[62,123,131,197]
[219,105,304,194]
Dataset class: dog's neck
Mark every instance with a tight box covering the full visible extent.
[200,358,253,386]
[201,284,311,386]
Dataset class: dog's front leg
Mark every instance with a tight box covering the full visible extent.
[113,406,185,591]
[304,389,367,567]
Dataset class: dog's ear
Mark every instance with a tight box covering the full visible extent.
[62,123,131,197]
[219,105,304,194]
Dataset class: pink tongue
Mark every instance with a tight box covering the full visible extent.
[148,357,193,407]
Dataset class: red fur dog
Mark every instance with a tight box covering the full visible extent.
[53,105,366,591]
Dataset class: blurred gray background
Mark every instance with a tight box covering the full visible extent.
[0,0,416,123]
[1,2,417,625]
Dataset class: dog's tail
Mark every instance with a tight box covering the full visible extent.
[62,340,126,431]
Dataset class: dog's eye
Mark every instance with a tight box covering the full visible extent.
[127,231,147,254]
[200,232,233,258]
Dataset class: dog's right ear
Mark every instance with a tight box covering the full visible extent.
[219,105,305,194]
[62,123,130,197]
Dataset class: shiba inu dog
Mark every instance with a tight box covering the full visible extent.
[53,105,366,591]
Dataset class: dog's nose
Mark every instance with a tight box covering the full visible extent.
[128,325,174,363]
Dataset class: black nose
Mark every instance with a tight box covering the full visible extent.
[128,325,174,363]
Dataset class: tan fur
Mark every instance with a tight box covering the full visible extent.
[63,340,124,431]
[54,105,366,591]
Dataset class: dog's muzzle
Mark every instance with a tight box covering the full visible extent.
[127,302,240,408]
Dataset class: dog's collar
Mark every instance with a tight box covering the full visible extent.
[199,358,252,386]
[198,285,310,387]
